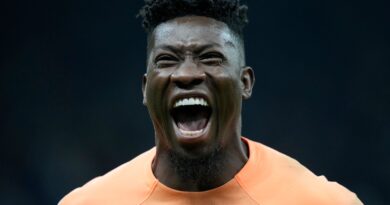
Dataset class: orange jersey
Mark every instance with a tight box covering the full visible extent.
[59,138,363,205]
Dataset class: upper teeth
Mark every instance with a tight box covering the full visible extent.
[174,97,208,108]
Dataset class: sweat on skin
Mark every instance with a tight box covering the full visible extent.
[142,16,254,191]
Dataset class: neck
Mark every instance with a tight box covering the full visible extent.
[152,137,248,191]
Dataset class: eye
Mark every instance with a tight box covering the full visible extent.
[154,54,179,68]
[199,52,224,66]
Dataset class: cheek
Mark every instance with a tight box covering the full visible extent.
[208,67,242,96]
[146,70,172,96]
[208,69,242,115]
[145,70,173,114]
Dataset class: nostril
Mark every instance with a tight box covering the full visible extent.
[171,72,206,88]
[192,78,204,85]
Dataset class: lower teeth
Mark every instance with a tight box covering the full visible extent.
[179,129,203,136]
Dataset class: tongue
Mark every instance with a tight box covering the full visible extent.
[175,109,209,131]
[177,118,208,131]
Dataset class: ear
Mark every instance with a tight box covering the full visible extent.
[142,73,147,106]
[240,66,255,100]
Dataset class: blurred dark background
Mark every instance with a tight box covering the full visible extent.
[1,0,389,204]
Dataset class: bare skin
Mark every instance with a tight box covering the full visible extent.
[142,16,255,191]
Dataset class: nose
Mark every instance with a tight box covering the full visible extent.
[170,59,206,88]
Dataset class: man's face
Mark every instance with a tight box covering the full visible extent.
[143,16,254,157]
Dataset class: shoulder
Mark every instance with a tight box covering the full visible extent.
[288,172,363,205]
[58,148,157,205]
[241,139,363,205]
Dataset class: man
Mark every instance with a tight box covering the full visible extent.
[60,0,363,204]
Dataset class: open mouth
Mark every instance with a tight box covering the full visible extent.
[170,97,212,138]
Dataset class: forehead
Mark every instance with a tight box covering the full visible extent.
[150,16,238,51]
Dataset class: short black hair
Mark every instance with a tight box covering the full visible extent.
[138,0,249,39]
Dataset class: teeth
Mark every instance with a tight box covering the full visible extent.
[174,97,209,108]
[179,128,203,136]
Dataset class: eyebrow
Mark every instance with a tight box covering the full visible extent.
[154,43,223,54]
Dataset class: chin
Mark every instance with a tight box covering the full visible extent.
[169,128,221,159]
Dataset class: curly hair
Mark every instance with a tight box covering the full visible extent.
[138,0,249,38]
